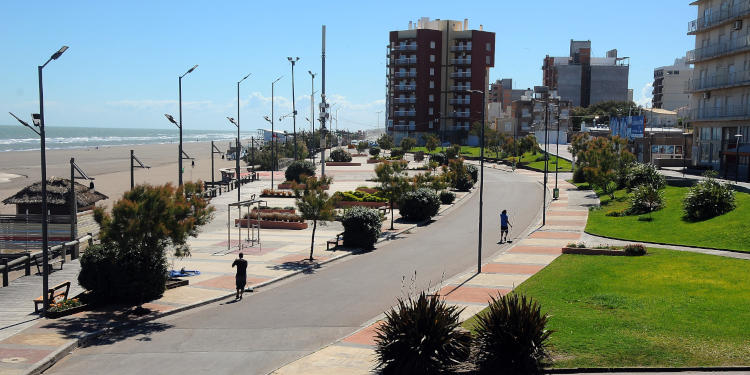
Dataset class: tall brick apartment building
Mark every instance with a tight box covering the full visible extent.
[386,17,495,145]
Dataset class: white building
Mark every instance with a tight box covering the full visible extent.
[652,57,692,110]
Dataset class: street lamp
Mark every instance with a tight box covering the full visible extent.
[308,70,317,162]
[235,72,251,201]
[175,64,198,186]
[466,89,486,274]
[269,76,283,188]
[735,133,743,184]
[288,57,300,160]
[70,158,94,258]
[130,150,150,189]
[7,45,68,315]
[164,113,194,173]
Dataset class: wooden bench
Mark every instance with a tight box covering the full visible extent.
[33,247,65,275]
[33,281,71,313]
[326,232,345,251]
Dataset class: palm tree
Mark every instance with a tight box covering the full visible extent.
[295,176,336,261]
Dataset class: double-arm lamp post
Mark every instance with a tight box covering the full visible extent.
[227,72,251,201]
[288,57,300,160]
[165,65,198,187]
[8,45,69,315]
[130,150,150,189]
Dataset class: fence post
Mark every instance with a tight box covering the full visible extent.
[25,253,31,276]
[1,258,8,287]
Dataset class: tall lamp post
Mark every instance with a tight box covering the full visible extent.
[288,57,300,160]
[175,65,198,186]
[7,45,68,315]
[267,76,283,188]
[130,150,150,189]
[308,70,317,162]
[735,133,743,184]
[234,72,251,201]
[467,89,486,274]
[70,158,94,259]
[164,113,194,179]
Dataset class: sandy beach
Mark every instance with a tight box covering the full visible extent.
[0,140,241,214]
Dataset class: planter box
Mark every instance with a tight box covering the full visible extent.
[46,303,89,319]
[259,194,295,199]
[336,201,388,209]
[326,162,362,166]
[166,278,190,289]
[562,247,627,256]
[366,158,382,164]
[355,187,378,194]
[278,183,329,190]
[252,208,296,215]
[235,218,308,230]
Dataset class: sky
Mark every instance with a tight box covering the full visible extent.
[0,0,696,133]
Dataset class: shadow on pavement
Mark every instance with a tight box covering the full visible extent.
[269,260,321,274]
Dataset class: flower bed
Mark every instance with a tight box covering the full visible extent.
[355,187,379,194]
[251,207,296,215]
[260,189,295,198]
[46,297,88,319]
[235,218,308,230]
[325,162,362,166]
[562,243,647,256]
[367,158,382,164]
[336,201,388,208]
[277,182,329,190]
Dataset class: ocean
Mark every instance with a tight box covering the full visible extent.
[0,125,256,152]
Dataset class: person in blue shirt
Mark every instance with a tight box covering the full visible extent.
[500,210,512,243]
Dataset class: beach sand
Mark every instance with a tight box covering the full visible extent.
[0,141,241,214]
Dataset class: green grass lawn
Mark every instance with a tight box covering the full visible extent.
[463,248,750,368]
[402,147,573,172]
[585,185,750,252]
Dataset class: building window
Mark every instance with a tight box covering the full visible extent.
[486,42,491,51]
[430,41,435,49]
[430,68,435,76]
[429,94,434,102]
[486,56,491,65]
[429,108,434,115]
[429,81,434,88]
[430,54,435,62]
[429,120,434,128]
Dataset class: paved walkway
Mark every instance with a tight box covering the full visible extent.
[0,153,468,375]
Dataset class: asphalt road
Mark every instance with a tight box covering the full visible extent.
[45,167,544,375]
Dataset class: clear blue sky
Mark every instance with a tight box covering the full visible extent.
[0,0,696,132]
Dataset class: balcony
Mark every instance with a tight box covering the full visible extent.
[450,85,471,91]
[394,44,417,51]
[393,124,416,131]
[450,45,472,52]
[687,1,750,34]
[394,110,416,117]
[690,103,750,121]
[685,69,750,92]
[450,57,472,65]
[394,84,416,91]
[449,111,471,118]
[449,98,470,105]
[394,58,417,65]
[686,34,750,63]
[393,97,416,104]
[394,71,416,78]
[450,71,472,78]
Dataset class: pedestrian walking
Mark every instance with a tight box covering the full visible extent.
[500,210,512,243]
[232,253,248,300]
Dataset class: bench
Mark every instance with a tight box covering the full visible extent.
[33,247,65,275]
[33,281,71,313]
[326,232,345,251]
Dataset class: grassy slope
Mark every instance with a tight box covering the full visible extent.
[585,185,750,252]
[464,248,750,368]
[405,146,573,172]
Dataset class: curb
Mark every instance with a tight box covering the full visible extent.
[582,231,750,256]
[21,180,480,375]
[546,366,750,373]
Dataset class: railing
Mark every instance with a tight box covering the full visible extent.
[687,1,750,34]
[394,44,417,51]
[449,112,471,118]
[393,124,416,131]
[393,97,416,104]
[394,110,416,117]
[451,124,470,130]
[395,84,416,91]
[686,33,750,63]
[394,71,416,78]
[685,68,750,92]
[449,98,470,105]
[450,58,472,65]
[690,103,750,120]
[450,71,472,78]
[395,58,417,65]
[450,45,472,52]
[450,85,471,91]
[0,233,93,287]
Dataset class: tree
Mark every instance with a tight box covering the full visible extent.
[83,182,214,303]
[357,141,368,154]
[423,134,440,153]
[400,137,416,152]
[295,176,336,261]
[378,133,394,150]
[374,160,410,230]
[580,137,634,198]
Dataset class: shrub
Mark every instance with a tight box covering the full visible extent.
[357,141,368,153]
[453,173,474,191]
[375,292,471,374]
[390,149,405,159]
[284,160,316,183]
[446,144,461,160]
[341,206,381,249]
[400,137,416,152]
[335,190,388,203]
[369,146,381,157]
[572,166,586,183]
[623,243,647,256]
[431,152,447,165]
[605,209,625,217]
[628,184,665,215]
[399,188,441,221]
[329,148,353,162]
[439,190,456,204]
[626,163,666,191]
[473,293,553,374]
[466,164,478,183]
[683,173,736,221]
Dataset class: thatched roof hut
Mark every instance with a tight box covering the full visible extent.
[2,177,108,214]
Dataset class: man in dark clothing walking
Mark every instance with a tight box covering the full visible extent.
[500,210,512,243]
[232,253,248,300]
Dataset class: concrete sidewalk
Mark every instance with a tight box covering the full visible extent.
[270,173,587,374]
[0,153,470,375]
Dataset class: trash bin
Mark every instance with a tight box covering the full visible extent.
[553,188,559,199]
